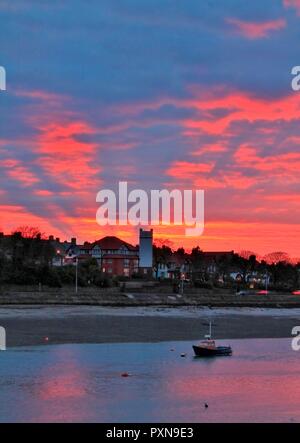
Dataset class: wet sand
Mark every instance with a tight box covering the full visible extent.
[0,305,299,347]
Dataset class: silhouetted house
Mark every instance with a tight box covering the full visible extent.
[49,235,74,266]
[154,253,191,280]
[94,236,139,276]
[0,232,13,260]
[202,251,234,275]
[50,234,141,277]
[61,236,139,277]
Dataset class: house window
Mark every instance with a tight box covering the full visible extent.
[124,259,129,267]
[108,268,112,273]
[124,268,129,276]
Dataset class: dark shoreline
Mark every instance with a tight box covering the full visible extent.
[1,289,300,309]
[0,305,299,347]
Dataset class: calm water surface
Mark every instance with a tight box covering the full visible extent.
[0,338,299,423]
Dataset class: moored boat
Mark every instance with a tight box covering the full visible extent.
[193,322,232,357]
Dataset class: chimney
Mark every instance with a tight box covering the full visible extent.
[71,237,77,245]
[49,235,54,241]
[56,237,60,243]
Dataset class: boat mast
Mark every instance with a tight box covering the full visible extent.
[205,321,212,339]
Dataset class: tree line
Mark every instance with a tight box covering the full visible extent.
[0,227,299,290]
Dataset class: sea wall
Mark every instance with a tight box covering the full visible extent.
[0,285,299,307]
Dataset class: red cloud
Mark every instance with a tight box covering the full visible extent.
[235,145,300,179]
[184,91,300,135]
[0,204,60,236]
[12,89,102,191]
[35,120,101,191]
[2,159,40,187]
[34,190,54,197]
[166,161,214,179]
[165,161,257,190]
[227,17,286,39]
[283,0,300,15]
[2,87,300,257]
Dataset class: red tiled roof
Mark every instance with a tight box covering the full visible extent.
[93,236,138,251]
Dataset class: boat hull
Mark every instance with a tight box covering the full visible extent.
[193,345,232,357]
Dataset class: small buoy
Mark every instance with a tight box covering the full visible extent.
[170,348,175,352]
[121,372,130,377]
[205,403,208,408]
[181,353,186,357]
[45,337,49,342]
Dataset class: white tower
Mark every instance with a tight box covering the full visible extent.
[139,229,153,275]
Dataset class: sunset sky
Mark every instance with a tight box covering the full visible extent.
[0,0,300,257]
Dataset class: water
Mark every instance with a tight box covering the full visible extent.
[0,338,299,423]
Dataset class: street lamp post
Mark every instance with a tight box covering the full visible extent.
[180,273,184,296]
[75,257,78,294]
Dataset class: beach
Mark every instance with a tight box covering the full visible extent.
[0,305,300,347]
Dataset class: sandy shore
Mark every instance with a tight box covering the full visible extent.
[0,305,300,347]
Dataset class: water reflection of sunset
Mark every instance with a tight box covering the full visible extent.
[1,340,300,422]
[163,348,300,422]
[33,347,91,422]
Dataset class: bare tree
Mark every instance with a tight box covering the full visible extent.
[12,226,44,239]
[154,238,174,250]
[263,251,291,265]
